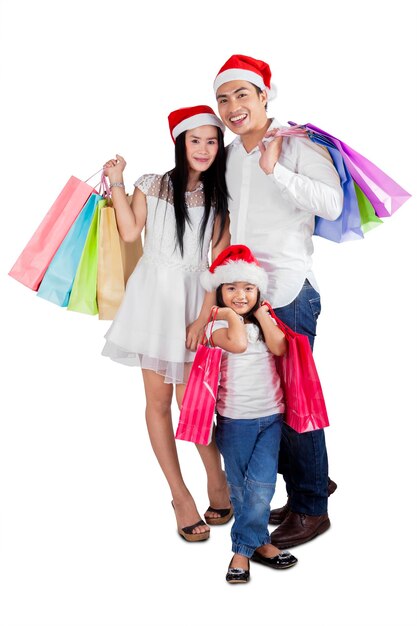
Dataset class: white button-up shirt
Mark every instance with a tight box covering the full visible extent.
[226,119,343,307]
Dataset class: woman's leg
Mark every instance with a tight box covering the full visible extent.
[175,381,230,519]
[142,369,209,535]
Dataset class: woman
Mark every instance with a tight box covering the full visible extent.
[102,105,231,541]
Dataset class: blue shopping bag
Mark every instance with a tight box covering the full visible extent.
[37,192,102,306]
[310,133,364,243]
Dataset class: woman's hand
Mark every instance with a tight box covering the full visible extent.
[103,154,126,183]
[186,319,205,352]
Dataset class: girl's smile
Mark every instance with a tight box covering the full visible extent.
[221,282,258,316]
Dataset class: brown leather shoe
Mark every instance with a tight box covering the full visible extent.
[270,511,330,549]
[328,478,337,495]
[269,500,290,525]
[269,477,337,526]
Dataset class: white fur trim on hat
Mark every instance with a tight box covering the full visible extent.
[200,259,268,294]
[214,69,277,101]
[172,113,225,140]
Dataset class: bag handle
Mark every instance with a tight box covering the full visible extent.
[98,172,110,198]
[261,300,295,338]
[202,306,219,347]
[83,169,111,198]
[270,125,309,139]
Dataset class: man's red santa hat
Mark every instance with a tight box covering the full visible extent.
[168,105,225,142]
[201,244,268,294]
[213,54,277,100]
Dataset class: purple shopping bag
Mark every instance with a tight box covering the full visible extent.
[303,123,411,217]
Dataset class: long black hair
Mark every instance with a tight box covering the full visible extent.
[215,284,265,341]
[165,127,228,257]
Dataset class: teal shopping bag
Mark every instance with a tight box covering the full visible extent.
[67,197,105,315]
[37,193,102,306]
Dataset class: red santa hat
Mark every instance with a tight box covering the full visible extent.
[213,54,277,100]
[201,244,268,294]
[168,105,225,142]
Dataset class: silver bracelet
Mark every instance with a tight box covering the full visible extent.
[109,182,125,189]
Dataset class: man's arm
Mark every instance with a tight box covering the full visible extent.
[259,135,343,221]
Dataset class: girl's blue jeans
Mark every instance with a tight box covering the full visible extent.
[215,413,284,558]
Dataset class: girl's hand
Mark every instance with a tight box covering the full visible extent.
[253,303,270,320]
[103,154,126,182]
[186,319,205,352]
[211,306,241,322]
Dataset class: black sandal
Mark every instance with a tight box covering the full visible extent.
[204,504,234,526]
[171,501,210,542]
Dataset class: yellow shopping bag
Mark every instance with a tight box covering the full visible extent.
[97,196,142,320]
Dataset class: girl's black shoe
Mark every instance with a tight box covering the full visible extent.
[226,559,250,584]
[250,549,297,569]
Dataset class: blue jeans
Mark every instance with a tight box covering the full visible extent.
[215,413,284,558]
[274,280,329,516]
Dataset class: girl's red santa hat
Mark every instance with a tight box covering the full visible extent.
[201,244,268,294]
[168,105,225,142]
[213,54,277,100]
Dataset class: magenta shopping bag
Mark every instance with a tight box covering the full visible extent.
[175,314,222,445]
[263,302,329,434]
[9,177,95,290]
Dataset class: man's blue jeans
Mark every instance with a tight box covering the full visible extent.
[215,413,283,557]
[274,280,329,516]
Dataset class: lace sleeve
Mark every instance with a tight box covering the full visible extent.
[134,173,160,196]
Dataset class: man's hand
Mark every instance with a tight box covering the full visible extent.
[258,131,283,175]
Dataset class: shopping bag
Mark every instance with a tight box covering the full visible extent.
[37,193,101,306]
[120,236,143,285]
[309,132,364,243]
[175,313,222,446]
[263,302,329,434]
[119,195,143,285]
[354,183,383,234]
[9,176,94,290]
[67,197,104,315]
[97,195,143,320]
[97,202,125,320]
[302,122,411,218]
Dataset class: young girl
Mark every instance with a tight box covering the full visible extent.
[102,106,231,541]
[201,245,298,581]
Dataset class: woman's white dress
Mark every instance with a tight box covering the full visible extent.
[102,173,214,384]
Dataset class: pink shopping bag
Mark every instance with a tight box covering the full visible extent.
[264,302,329,434]
[9,176,95,290]
[175,312,222,446]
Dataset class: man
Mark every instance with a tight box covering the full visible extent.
[213,54,343,548]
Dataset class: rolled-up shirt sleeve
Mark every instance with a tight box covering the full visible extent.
[272,138,343,221]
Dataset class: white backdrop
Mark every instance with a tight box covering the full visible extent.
[1,1,416,625]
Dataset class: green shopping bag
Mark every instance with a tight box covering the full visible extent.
[354,184,383,234]
[67,197,105,314]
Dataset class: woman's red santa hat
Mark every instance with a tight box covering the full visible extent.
[168,105,225,142]
[201,244,268,294]
[213,54,277,100]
